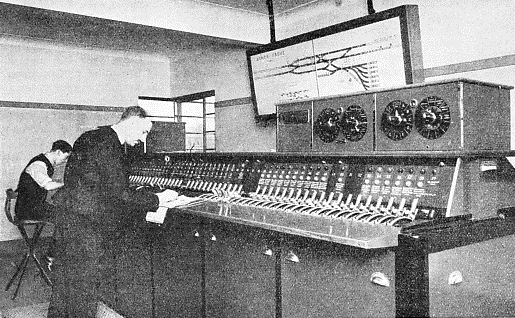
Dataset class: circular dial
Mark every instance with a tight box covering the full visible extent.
[415,96,451,139]
[381,100,413,141]
[314,108,339,143]
[338,105,368,142]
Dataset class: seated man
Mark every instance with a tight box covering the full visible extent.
[15,139,72,268]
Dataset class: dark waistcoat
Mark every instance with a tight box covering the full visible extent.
[15,154,54,219]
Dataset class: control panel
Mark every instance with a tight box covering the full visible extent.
[277,79,512,153]
[312,93,375,153]
[129,156,254,193]
[276,101,313,152]
[375,80,510,151]
[130,153,460,229]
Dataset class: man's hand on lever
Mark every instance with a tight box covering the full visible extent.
[156,189,179,206]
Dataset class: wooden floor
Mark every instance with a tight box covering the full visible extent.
[0,238,52,317]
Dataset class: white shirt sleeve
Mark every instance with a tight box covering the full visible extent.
[25,161,52,188]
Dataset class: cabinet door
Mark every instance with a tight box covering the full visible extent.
[428,235,515,317]
[204,221,277,318]
[281,235,396,318]
[153,212,204,318]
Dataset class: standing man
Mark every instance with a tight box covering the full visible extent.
[15,139,72,266]
[47,106,178,318]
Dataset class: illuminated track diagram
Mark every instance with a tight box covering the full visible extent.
[254,41,396,91]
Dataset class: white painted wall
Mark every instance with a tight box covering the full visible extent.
[373,0,514,67]
[170,45,250,101]
[0,36,171,106]
[216,103,276,152]
[0,0,270,43]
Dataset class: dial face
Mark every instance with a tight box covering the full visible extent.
[381,100,413,141]
[338,105,368,142]
[415,96,451,140]
[314,108,339,143]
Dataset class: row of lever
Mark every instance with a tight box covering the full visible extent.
[129,175,243,194]
[200,184,417,227]
[130,175,416,227]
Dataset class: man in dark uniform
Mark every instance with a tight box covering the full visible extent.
[15,140,72,266]
[47,106,178,318]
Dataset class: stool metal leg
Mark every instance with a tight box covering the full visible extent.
[33,251,52,286]
[29,224,52,286]
[5,252,29,292]
[5,252,30,300]
[12,254,30,300]
[5,223,53,300]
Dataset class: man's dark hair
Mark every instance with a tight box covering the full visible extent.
[120,106,148,120]
[51,140,72,153]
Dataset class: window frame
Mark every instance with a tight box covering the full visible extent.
[139,90,215,152]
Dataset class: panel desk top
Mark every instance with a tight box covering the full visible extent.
[167,200,400,249]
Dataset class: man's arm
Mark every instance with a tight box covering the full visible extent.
[25,161,64,190]
[92,138,160,212]
[41,181,64,191]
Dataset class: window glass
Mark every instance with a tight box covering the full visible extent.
[206,103,215,114]
[180,101,203,117]
[206,115,215,132]
[206,133,216,150]
[185,134,204,152]
[138,99,175,117]
[182,117,203,134]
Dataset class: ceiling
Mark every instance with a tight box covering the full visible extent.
[198,0,318,14]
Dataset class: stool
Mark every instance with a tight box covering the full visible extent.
[4,188,53,300]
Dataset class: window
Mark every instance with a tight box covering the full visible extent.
[138,90,215,152]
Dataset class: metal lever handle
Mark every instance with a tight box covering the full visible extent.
[263,248,273,256]
[370,272,390,287]
[285,251,299,263]
[448,270,463,285]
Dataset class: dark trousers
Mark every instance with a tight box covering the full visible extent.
[47,216,118,318]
